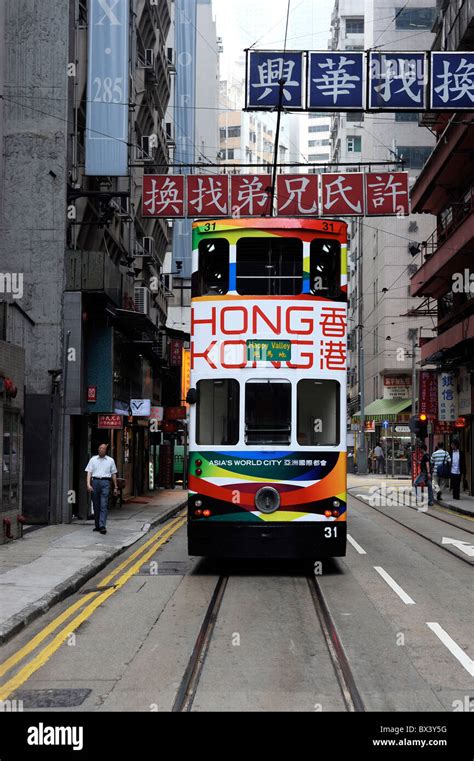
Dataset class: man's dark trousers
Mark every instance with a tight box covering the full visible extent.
[451,473,461,499]
[92,479,110,529]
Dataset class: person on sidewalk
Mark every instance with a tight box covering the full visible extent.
[430,442,451,501]
[449,438,465,500]
[413,443,434,506]
[85,444,119,534]
[374,442,385,474]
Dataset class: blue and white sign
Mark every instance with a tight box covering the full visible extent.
[247,51,304,109]
[431,52,474,109]
[85,0,130,176]
[130,399,151,417]
[308,52,364,110]
[368,52,426,110]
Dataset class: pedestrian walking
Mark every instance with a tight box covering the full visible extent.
[413,443,434,506]
[85,443,119,534]
[374,442,385,474]
[430,442,451,501]
[449,438,465,500]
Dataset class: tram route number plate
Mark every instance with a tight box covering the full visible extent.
[246,340,292,361]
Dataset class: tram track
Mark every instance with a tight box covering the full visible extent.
[349,489,474,565]
[172,569,365,712]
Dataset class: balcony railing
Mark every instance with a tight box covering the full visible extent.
[422,194,474,259]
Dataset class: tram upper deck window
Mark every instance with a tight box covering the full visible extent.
[196,379,239,445]
[245,380,291,445]
[310,239,341,299]
[236,238,302,295]
[297,380,340,446]
[193,239,229,297]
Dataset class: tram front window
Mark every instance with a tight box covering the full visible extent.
[245,380,291,444]
[236,238,302,295]
[297,380,340,446]
[196,379,239,445]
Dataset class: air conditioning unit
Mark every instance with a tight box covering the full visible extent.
[134,286,151,317]
[142,237,154,256]
[110,196,131,220]
[135,136,155,161]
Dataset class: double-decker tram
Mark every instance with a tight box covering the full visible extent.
[186,217,347,559]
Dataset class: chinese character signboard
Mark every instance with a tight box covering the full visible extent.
[368,53,426,110]
[245,50,474,112]
[98,414,123,429]
[247,51,304,109]
[438,372,458,422]
[419,371,438,418]
[142,172,410,218]
[430,52,474,109]
[231,175,271,217]
[308,52,364,109]
[187,175,229,217]
[321,173,364,216]
[365,172,409,216]
[86,0,129,176]
[276,174,318,216]
[169,339,183,367]
[458,368,471,416]
[383,375,411,400]
[87,386,97,403]
[142,175,185,218]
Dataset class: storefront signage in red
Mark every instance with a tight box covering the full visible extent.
[164,406,187,421]
[169,339,183,367]
[87,386,97,403]
[98,414,123,429]
[142,172,410,218]
[419,371,438,419]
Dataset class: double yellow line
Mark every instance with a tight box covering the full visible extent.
[0,511,186,701]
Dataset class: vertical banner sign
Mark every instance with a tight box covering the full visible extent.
[86,0,130,176]
[438,372,458,422]
[365,172,410,215]
[430,52,474,109]
[419,371,438,418]
[231,175,271,217]
[187,175,229,217]
[142,175,185,217]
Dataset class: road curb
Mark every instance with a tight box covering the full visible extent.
[0,499,187,646]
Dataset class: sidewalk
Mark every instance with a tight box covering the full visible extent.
[348,473,474,517]
[0,489,187,645]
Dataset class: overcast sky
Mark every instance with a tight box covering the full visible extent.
[212,0,334,81]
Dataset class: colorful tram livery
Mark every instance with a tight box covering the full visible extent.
[187,217,347,559]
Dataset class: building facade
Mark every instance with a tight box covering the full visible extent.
[0,0,175,523]
[410,0,474,491]
[330,0,438,469]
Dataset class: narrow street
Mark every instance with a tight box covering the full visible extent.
[0,489,471,713]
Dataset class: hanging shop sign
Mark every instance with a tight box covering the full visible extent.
[419,370,438,418]
[85,0,129,176]
[245,50,474,112]
[87,386,97,403]
[438,372,458,422]
[130,399,151,417]
[98,414,123,429]
[383,375,411,400]
[142,172,409,219]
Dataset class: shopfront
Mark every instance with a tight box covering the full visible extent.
[352,397,413,476]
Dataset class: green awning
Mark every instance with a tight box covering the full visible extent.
[352,398,412,421]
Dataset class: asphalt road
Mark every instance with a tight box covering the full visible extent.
[0,497,472,713]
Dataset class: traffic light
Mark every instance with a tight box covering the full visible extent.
[409,413,428,439]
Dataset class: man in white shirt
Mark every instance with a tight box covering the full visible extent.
[85,444,118,534]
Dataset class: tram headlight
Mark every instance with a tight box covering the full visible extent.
[332,500,340,508]
[195,459,202,466]
[195,509,203,517]
[324,510,332,518]
[196,468,202,476]
[203,509,212,517]
[255,486,280,514]
[195,499,203,508]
